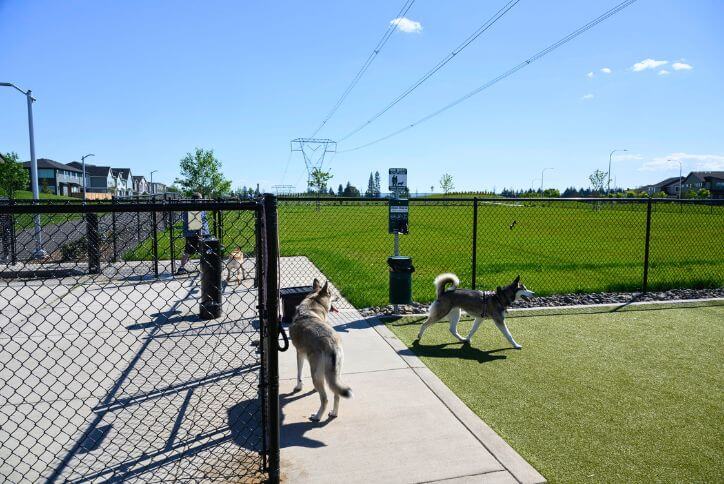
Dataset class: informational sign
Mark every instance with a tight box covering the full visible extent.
[389,168,407,192]
[388,198,409,234]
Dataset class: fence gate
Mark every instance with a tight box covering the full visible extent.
[0,196,281,483]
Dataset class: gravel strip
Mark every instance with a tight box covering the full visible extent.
[360,287,724,317]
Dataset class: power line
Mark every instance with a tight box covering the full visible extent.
[340,0,639,153]
[338,0,521,142]
[308,0,416,138]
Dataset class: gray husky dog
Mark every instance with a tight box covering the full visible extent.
[417,273,534,348]
[290,279,352,421]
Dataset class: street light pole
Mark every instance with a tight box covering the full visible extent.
[668,159,683,199]
[150,170,158,196]
[541,167,553,191]
[81,153,94,201]
[1,82,46,258]
[607,149,628,196]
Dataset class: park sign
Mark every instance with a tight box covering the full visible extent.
[388,198,409,234]
[389,168,407,192]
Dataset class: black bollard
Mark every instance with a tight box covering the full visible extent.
[199,237,223,320]
[86,213,101,274]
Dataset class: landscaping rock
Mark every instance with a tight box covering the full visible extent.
[359,287,724,317]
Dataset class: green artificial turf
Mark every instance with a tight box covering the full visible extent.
[123,201,723,306]
[385,303,724,483]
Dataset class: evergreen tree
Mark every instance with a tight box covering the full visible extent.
[337,184,344,196]
[365,173,375,197]
[374,171,381,196]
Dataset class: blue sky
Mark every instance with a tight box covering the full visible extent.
[1,0,722,193]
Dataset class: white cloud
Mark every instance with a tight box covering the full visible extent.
[672,62,693,71]
[390,17,422,33]
[586,71,594,78]
[600,67,612,74]
[581,93,594,100]
[631,58,668,72]
[639,153,724,172]
[658,69,670,76]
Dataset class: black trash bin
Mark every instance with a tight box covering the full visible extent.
[280,286,313,323]
[387,256,414,304]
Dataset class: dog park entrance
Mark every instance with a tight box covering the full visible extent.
[0,196,282,482]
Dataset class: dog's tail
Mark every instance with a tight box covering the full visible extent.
[434,273,460,298]
[325,346,353,399]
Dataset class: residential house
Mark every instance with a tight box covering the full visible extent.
[149,182,167,195]
[680,171,724,199]
[132,176,149,195]
[639,176,683,196]
[67,162,116,194]
[23,159,84,196]
[111,168,133,197]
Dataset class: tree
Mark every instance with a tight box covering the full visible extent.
[374,171,381,196]
[543,188,560,198]
[309,167,333,194]
[175,148,232,197]
[337,184,344,196]
[588,169,607,194]
[697,188,711,199]
[40,178,51,194]
[439,173,455,194]
[365,173,375,197]
[342,181,360,197]
[681,189,697,199]
[328,187,335,196]
[0,152,29,198]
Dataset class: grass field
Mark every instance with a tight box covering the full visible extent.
[124,200,723,307]
[385,303,724,483]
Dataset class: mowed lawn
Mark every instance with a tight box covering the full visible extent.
[124,201,723,307]
[386,303,724,483]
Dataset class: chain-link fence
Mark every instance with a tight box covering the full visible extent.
[0,197,282,483]
[277,197,723,309]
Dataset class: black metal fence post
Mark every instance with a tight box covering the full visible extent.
[472,197,478,290]
[152,209,159,278]
[86,212,101,274]
[169,209,176,274]
[111,204,118,262]
[642,197,653,293]
[262,194,281,484]
[10,212,17,265]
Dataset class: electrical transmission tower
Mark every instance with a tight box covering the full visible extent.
[271,185,295,195]
[290,138,337,191]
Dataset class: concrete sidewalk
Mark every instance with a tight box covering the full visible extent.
[277,273,546,482]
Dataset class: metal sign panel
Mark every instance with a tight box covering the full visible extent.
[388,198,409,234]
[389,168,407,191]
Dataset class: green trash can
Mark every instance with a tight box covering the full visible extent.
[388,256,415,304]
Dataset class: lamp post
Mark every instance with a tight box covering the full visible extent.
[665,159,683,199]
[80,153,94,201]
[541,167,553,191]
[150,170,158,196]
[607,149,628,195]
[1,82,46,258]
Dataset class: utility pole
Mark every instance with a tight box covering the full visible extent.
[150,170,158,195]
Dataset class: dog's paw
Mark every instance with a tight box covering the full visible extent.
[513,344,522,350]
[293,383,303,392]
[328,411,337,419]
[309,414,322,422]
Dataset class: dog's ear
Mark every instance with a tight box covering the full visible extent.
[512,275,520,286]
[496,286,503,297]
[312,278,321,291]
[321,281,330,296]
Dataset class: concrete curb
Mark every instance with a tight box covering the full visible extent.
[370,317,547,484]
